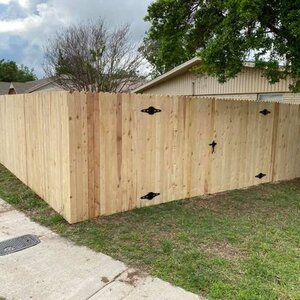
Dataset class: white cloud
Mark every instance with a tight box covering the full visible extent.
[0,15,40,32]
[0,0,152,77]
[17,0,30,8]
[0,0,12,4]
[0,0,31,7]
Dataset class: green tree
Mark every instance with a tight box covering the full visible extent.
[0,59,37,82]
[144,0,300,91]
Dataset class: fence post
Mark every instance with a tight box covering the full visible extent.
[86,92,100,218]
[270,102,280,181]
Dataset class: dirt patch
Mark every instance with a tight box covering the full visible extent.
[101,276,110,283]
[119,269,145,287]
[201,241,241,260]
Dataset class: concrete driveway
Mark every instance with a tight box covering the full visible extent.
[0,199,201,300]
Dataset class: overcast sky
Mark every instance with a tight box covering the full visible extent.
[0,0,153,78]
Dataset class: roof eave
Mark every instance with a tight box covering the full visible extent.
[133,57,201,93]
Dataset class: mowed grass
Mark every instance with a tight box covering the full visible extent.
[0,164,300,300]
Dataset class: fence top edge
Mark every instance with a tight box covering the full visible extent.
[0,91,300,106]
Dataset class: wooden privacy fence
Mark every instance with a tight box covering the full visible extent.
[0,92,300,223]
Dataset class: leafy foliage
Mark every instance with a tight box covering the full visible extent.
[144,0,300,91]
[0,59,37,82]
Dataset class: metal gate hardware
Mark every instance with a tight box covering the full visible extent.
[141,192,160,200]
[209,141,217,153]
[260,109,271,116]
[255,173,266,179]
[0,235,40,256]
[141,106,162,115]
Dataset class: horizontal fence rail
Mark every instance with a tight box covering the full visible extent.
[0,92,299,223]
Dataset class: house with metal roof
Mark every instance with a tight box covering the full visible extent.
[134,58,300,103]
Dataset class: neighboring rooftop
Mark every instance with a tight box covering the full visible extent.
[0,78,58,95]
[1,77,145,95]
[133,57,257,93]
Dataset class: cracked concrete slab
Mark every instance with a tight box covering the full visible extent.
[0,199,201,300]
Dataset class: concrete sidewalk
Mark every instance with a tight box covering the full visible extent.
[0,199,201,300]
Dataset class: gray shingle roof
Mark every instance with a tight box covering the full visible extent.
[0,82,11,95]
[0,77,144,94]
[0,78,54,95]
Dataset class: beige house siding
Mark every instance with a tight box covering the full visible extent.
[207,94,258,101]
[140,67,300,104]
[203,93,300,103]
[283,93,300,103]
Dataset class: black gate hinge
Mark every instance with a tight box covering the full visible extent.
[141,106,161,115]
[260,109,271,116]
[255,173,266,179]
[141,192,160,200]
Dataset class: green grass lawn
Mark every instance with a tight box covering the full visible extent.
[0,164,300,300]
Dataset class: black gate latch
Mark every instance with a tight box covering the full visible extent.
[209,141,217,153]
